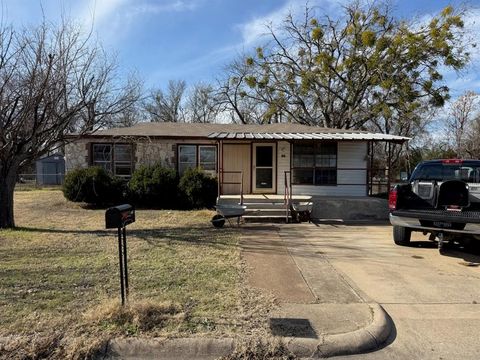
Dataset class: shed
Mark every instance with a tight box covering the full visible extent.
[36,153,65,185]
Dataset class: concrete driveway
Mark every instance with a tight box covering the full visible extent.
[279,223,480,359]
[305,225,480,359]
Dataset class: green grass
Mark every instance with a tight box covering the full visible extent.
[0,190,243,342]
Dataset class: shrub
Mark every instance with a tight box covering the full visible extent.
[63,167,124,205]
[127,165,178,208]
[178,168,218,209]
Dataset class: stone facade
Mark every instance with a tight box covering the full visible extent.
[135,140,176,168]
[65,140,89,171]
[64,138,217,173]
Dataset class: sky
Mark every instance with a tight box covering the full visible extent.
[1,0,480,98]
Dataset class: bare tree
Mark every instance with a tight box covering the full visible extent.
[144,79,186,122]
[186,83,219,123]
[445,90,479,157]
[465,115,480,158]
[216,59,265,124]
[0,21,140,228]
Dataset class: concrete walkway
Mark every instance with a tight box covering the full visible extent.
[241,224,392,357]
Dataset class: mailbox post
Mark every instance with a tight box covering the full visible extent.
[105,204,135,305]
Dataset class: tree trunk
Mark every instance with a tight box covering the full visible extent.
[0,171,17,228]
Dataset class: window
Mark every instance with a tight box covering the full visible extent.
[199,146,216,171]
[92,143,133,177]
[178,145,217,175]
[92,144,112,171]
[178,145,197,175]
[292,142,337,185]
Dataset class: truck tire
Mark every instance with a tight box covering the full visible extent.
[393,226,411,246]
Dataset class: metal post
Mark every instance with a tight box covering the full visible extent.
[387,142,392,193]
[117,227,125,306]
[240,171,244,205]
[369,141,374,196]
[122,226,129,299]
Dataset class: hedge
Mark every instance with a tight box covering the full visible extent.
[62,167,125,205]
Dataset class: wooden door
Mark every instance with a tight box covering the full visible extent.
[222,144,251,195]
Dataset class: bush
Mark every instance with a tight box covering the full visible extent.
[63,167,125,205]
[127,165,178,208]
[178,168,218,209]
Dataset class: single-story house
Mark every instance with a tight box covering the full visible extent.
[65,123,408,217]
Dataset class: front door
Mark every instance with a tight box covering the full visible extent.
[253,143,276,193]
[222,144,251,195]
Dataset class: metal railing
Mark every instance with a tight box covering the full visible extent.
[218,170,244,205]
[284,171,292,222]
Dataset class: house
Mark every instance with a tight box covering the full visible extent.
[65,122,409,220]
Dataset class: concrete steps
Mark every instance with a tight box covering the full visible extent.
[217,194,312,223]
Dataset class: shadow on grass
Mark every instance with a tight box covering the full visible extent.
[131,227,237,247]
[11,226,237,248]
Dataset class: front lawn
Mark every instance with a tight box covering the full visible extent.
[0,190,268,358]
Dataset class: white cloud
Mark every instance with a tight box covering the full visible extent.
[236,0,345,47]
[79,0,199,40]
[81,0,127,27]
[128,1,198,17]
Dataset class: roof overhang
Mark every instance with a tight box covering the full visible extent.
[207,132,410,143]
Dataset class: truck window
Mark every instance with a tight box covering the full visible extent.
[411,163,480,183]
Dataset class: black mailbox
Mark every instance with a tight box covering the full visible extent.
[105,204,135,229]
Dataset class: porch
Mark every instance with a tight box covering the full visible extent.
[208,128,409,222]
[216,194,389,223]
[216,194,313,222]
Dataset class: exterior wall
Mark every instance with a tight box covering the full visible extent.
[135,141,176,168]
[135,138,216,170]
[277,141,291,194]
[65,137,217,172]
[291,141,368,197]
[65,140,89,171]
[65,137,368,197]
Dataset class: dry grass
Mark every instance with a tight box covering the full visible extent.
[0,190,276,358]
[220,337,297,360]
[84,299,184,333]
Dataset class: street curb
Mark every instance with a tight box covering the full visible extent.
[285,303,393,358]
[103,303,392,359]
[1,304,392,359]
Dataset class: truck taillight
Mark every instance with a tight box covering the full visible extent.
[442,159,463,164]
[389,188,398,211]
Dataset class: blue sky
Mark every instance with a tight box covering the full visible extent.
[2,0,480,97]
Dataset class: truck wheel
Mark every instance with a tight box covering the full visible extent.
[393,226,411,246]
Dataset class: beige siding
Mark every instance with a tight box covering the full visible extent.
[277,141,291,195]
[292,141,368,197]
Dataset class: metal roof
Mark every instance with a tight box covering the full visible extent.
[207,132,410,142]
[70,122,410,143]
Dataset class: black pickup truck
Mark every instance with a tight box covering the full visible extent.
[389,159,480,251]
